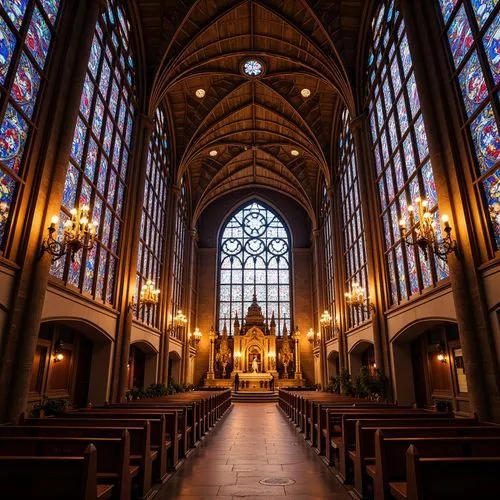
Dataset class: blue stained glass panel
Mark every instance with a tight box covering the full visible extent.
[67,249,82,287]
[399,34,412,76]
[79,179,91,206]
[482,167,500,248]
[415,115,429,161]
[439,0,458,23]
[483,14,500,85]
[422,162,438,208]
[471,0,498,29]
[394,152,405,190]
[406,245,419,295]
[40,0,61,25]
[111,219,119,253]
[383,77,392,114]
[407,72,420,118]
[62,163,78,208]
[470,104,500,174]
[99,59,110,97]
[376,95,384,129]
[116,181,124,213]
[107,169,116,204]
[386,168,395,200]
[71,117,86,165]
[83,244,96,294]
[109,80,118,117]
[395,244,407,300]
[409,175,420,204]
[106,255,115,303]
[88,37,101,78]
[0,16,16,85]
[0,170,16,246]
[118,101,126,130]
[97,157,108,193]
[387,252,398,304]
[0,104,28,174]
[92,97,104,137]
[96,247,107,299]
[11,52,41,118]
[84,138,98,181]
[125,115,133,146]
[458,51,488,117]
[381,133,389,164]
[102,207,112,247]
[448,5,474,67]
[3,0,28,30]
[103,116,113,154]
[397,95,408,135]
[26,8,52,69]
[420,248,433,288]
[403,134,416,175]
[80,74,94,120]
[391,56,402,96]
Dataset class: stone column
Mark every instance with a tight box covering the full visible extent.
[206,327,216,380]
[401,0,500,420]
[0,0,101,423]
[293,328,302,379]
[110,114,154,402]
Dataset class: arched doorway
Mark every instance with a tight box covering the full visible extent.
[31,321,112,408]
[349,341,376,377]
[168,350,182,384]
[327,350,340,381]
[392,320,469,414]
[127,342,158,389]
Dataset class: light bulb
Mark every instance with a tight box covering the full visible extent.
[51,215,59,225]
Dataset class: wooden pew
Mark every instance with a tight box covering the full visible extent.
[0,433,131,500]
[351,418,481,498]
[390,444,500,500]
[0,443,113,500]
[374,429,500,500]
[21,417,153,500]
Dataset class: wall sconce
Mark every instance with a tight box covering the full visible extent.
[345,282,375,312]
[53,340,64,363]
[41,207,97,262]
[188,327,202,347]
[399,197,458,261]
[436,343,448,364]
[306,328,320,345]
[131,279,160,311]
[320,310,332,326]
[174,309,188,326]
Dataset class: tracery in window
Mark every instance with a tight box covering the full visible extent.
[50,0,136,305]
[320,183,335,338]
[338,109,369,326]
[367,0,448,305]
[0,0,62,249]
[218,201,291,336]
[170,176,188,339]
[136,108,169,327]
[437,1,500,250]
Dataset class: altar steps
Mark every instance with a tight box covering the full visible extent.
[232,391,279,403]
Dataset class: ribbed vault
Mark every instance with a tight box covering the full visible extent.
[135,0,367,222]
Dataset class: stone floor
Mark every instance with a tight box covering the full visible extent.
[158,402,352,499]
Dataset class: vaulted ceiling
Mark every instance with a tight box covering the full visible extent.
[134,0,368,224]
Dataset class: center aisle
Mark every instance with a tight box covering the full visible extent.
[158,402,351,499]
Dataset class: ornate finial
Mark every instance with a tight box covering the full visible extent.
[234,312,240,327]
[282,321,288,339]
[222,319,228,338]
[270,311,276,327]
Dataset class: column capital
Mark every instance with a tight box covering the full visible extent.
[190,227,199,242]
[139,113,155,132]
[350,112,367,132]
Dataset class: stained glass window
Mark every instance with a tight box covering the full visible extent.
[320,183,335,339]
[170,177,188,340]
[242,59,264,77]
[338,109,369,326]
[50,0,136,305]
[367,0,449,305]
[0,0,62,250]
[437,1,500,250]
[217,201,292,336]
[135,108,169,327]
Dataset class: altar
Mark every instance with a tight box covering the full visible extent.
[204,293,305,388]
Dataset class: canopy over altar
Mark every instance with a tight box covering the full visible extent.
[205,294,304,390]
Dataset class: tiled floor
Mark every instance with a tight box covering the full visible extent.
[158,402,352,499]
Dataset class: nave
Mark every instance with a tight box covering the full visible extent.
[159,403,351,499]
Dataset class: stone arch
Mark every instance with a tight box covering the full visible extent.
[391,318,459,407]
[129,341,159,389]
[168,350,182,384]
[327,350,340,381]
[349,340,375,377]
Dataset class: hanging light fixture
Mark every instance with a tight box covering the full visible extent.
[345,282,375,312]
[41,206,97,262]
[399,198,458,261]
[130,279,160,311]
[174,309,188,325]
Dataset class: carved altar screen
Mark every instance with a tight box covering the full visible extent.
[218,201,291,336]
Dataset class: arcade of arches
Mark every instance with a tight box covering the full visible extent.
[0,0,500,430]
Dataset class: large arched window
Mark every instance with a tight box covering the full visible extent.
[320,183,335,338]
[218,201,291,336]
[436,1,499,251]
[367,0,449,305]
[0,0,63,250]
[50,0,136,305]
[338,109,369,326]
[135,108,169,327]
